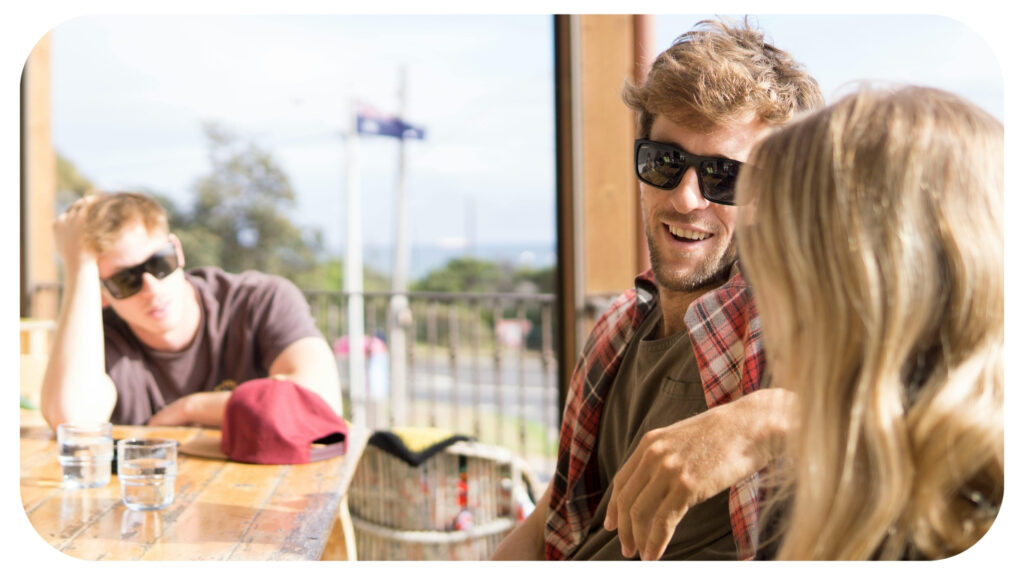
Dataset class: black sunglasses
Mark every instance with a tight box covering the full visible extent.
[101,242,179,299]
[634,139,745,206]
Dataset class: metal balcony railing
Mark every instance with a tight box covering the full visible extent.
[304,290,560,478]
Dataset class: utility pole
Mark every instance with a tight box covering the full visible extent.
[465,194,477,258]
[388,66,412,427]
[345,104,366,428]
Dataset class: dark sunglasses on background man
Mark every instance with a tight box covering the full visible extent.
[634,139,745,206]
[101,242,179,299]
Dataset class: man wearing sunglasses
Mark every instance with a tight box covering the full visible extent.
[40,192,342,430]
[493,18,823,561]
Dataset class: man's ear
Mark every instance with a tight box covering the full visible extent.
[169,233,185,269]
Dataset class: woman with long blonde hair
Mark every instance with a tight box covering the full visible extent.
[736,86,1003,560]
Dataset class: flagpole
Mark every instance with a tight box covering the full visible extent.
[389,66,411,427]
[345,101,367,428]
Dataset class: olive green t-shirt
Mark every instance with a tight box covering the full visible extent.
[567,300,734,560]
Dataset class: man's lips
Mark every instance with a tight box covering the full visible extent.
[665,223,713,242]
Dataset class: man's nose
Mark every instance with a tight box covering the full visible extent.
[137,272,162,297]
[668,167,710,213]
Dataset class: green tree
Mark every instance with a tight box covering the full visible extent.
[56,151,95,208]
[513,265,555,294]
[412,257,509,293]
[55,153,186,237]
[175,122,321,278]
[293,257,391,293]
[409,258,556,351]
[56,130,390,294]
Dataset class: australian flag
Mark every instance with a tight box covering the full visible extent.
[355,103,426,140]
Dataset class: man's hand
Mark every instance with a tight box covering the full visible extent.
[53,195,99,269]
[603,389,793,560]
[147,391,231,428]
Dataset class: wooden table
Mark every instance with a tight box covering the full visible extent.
[20,417,367,560]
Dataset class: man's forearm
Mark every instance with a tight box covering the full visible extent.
[40,260,117,429]
[147,391,231,427]
[730,387,795,463]
[491,482,551,560]
[268,337,344,415]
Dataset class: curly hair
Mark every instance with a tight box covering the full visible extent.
[737,86,1003,559]
[82,192,169,256]
[623,17,823,136]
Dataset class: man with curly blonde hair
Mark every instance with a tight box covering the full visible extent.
[40,191,342,430]
[493,18,822,561]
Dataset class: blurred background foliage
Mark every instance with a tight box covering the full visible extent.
[56,123,553,297]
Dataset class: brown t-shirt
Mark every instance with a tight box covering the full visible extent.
[567,300,734,560]
[103,267,323,425]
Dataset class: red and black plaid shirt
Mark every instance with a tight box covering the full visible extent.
[544,266,765,560]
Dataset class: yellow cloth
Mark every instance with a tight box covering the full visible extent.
[389,426,460,453]
[368,427,472,467]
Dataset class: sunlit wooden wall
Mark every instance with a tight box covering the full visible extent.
[21,32,58,320]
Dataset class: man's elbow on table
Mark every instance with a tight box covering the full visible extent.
[268,337,344,416]
[40,373,118,430]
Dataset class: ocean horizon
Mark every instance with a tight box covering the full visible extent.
[337,241,557,280]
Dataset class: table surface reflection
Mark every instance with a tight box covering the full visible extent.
[20,414,366,561]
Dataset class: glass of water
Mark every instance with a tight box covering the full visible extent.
[116,438,178,511]
[57,422,113,489]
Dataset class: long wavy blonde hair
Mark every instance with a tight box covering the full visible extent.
[736,86,1003,560]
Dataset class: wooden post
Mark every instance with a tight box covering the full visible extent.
[554,15,646,420]
[21,32,58,320]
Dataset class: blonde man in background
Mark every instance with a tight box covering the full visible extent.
[737,86,1003,559]
[41,191,342,430]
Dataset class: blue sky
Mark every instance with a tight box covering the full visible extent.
[41,11,1005,258]
[48,15,557,253]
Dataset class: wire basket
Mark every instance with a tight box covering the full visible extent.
[347,440,536,560]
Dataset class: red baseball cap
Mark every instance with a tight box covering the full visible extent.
[217,378,348,464]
